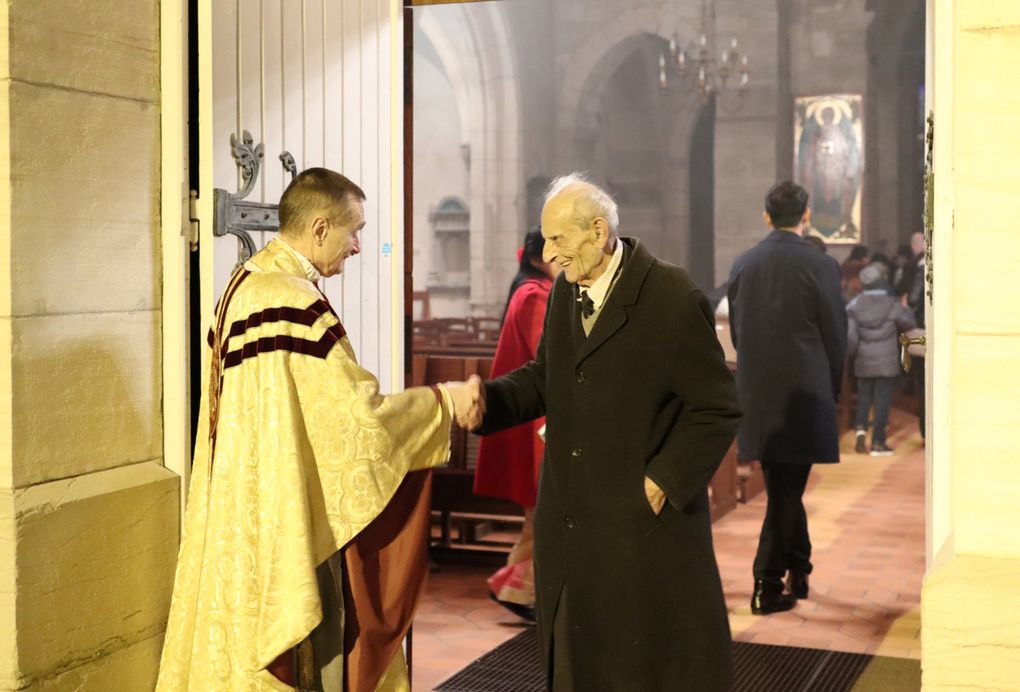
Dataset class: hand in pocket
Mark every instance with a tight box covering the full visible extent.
[644,476,667,515]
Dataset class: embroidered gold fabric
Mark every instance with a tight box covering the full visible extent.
[156,240,451,691]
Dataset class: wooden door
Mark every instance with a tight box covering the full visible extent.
[196,0,405,397]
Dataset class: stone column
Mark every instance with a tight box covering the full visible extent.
[0,1,178,688]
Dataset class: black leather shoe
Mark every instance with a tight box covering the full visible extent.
[786,569,809,599]
[751,579,797,615]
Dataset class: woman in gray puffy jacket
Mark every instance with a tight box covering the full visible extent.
[847,264,917,455]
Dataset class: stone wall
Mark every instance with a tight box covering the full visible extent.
[0,0,177,688]
[712,0,780,283]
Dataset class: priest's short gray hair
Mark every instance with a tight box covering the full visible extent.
[545,172,619,237]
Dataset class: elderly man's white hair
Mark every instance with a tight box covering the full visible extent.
[545,172,620,236]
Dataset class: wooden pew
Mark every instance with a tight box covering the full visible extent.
[413,353,521,554]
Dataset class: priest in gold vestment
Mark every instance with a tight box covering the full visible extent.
[156,169,481,691]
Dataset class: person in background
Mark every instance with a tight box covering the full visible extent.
[892,243,914,290]
[868,252,896,291]
[848,264,917,456]
[474,228,559,621]
[728,181,847,616]
[863,258,897,296]
[898,231,927,439]
[840,244,870,299]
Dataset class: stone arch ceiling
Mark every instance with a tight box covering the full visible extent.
[555,3,702,167]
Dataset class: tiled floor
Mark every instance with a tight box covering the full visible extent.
[719,407,925,660]
[410,565,530,691]
[411,408,925,690]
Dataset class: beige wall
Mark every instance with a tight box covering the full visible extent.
[922,0,1020,687]
[0,0,178,688]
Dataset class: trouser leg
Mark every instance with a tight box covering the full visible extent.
[754,464,796,581]
[871,378,896,445]
[754,464,814,580]
[854,377,875,431]
[785,465,813,574]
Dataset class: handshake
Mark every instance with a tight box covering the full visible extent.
[444,374,487,431]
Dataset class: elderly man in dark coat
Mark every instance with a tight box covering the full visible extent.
[727,181,847,615]
[471,173,742,691]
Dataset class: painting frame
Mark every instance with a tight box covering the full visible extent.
[793,94,865,245]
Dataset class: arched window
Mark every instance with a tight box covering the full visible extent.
[427,197,470,292]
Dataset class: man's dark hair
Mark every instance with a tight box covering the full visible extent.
[501,227,547,325]
[279,167,366,235]
[765,181,809,229]
[849,245,869,261]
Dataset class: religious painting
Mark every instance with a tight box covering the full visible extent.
[794,94,864,244]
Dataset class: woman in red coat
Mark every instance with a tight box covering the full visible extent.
[474,228,558,619]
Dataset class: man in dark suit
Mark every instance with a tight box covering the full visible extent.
[469,173,742,691]
[727,181,847,615]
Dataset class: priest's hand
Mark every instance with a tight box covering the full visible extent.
[644,475,667,515]
[444,376,486,430]
[465,374,486,429]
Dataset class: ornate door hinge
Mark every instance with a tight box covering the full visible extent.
[188,190,200,251]
[213,130,300,267]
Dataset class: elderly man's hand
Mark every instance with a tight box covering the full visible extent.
[644,476,667,515]
[444,376,486,430]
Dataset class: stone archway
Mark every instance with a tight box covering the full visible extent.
[554,3,703,170]
[565,30,704,269]
[866,0,926,253]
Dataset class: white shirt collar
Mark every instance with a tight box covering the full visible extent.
[579,238,624,312]
[273,236,322,283]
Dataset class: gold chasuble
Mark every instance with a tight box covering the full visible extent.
[157,239,452,691]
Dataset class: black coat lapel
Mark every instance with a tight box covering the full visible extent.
[575,238,653,366]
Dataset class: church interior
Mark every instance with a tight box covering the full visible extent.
[0,0,1018,690]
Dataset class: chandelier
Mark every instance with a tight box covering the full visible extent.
[658,0,750,100]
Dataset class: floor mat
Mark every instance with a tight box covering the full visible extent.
[433,628,920,691]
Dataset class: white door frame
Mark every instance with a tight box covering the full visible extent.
[160,0,191,523]
[925,0,954,573]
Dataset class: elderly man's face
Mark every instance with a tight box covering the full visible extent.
[313,199,364,277]
[540,195,609,287]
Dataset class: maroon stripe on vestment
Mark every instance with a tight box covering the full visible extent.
[218,300,332,356]
[225,300,331,339]
[221,322,347,369]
